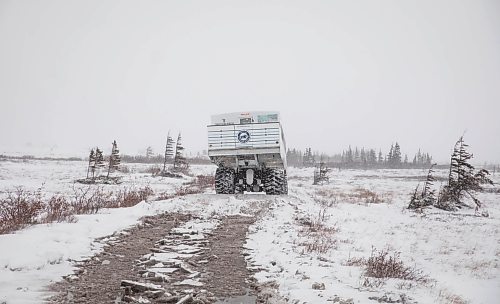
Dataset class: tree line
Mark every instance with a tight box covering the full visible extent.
[287,142,434,169]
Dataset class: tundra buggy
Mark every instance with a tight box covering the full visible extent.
[207,111,288,195]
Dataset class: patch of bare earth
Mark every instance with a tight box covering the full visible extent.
[47,212,190,303]
[46,200,282,303]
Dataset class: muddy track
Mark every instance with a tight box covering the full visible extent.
[193,215,257,298]
[46,200,281,304]
[47,212,190,303]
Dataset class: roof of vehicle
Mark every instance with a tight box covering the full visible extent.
[210,111,280,125]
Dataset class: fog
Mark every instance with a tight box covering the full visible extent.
[1,0,499,163]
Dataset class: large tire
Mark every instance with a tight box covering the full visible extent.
[263,169,285,195]
[215,167,235,194]
[283,171,288,195]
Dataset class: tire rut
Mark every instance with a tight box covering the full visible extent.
[47,212,190,303]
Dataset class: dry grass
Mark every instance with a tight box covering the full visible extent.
[364,247,428,283]
[315,187,388,205]
[0,187,44,233]
[296,208,339,254]
[438,289,470,304]
[156,174,214,200]
[299,233,337,254]
[0,185,155,234]
[344,256,366,267]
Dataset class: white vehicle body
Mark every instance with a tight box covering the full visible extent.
[207,111,288,194]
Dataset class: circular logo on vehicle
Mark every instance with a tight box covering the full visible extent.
[237,130,250,143]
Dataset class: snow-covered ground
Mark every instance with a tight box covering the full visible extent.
[0,160,499,303]
[247,168,500,304]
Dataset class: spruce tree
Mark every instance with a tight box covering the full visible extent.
[303,148,315,167]
[173,133,188,172]
[437,136,493,210]
[87,149,96,179]
[409,164,437,210]
[146,146,154,159]
[163,132,175,172]
[393,142,402,168]
[378,150,383,164]
[94,147,105,177]
[387,144,394,167]
[107,140,121,178]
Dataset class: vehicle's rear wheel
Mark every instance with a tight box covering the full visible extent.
[263,169,285,195]
[215,167,235,194]
[282,171,288,195]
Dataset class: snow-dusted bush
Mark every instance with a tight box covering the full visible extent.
[0,188,44,233]
[364,247,427,283]
[0,185,156,234]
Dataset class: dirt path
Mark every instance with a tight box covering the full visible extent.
[47,212,190,303]
[46,202,282,304]
[193,215,257,298]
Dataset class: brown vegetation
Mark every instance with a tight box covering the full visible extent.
[364,247,428,283]
[315,187,387,205]
[0,185,155,234]
[296,209,339,254]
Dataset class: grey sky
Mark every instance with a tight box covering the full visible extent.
[1,0,499,162]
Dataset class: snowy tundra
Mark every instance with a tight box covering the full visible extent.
[0,160,498,303]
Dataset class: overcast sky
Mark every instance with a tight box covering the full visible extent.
[1,0,499,163]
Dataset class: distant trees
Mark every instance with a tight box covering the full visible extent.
[285,143,434,169]
[303,148,315,167]
[286,149,303,167]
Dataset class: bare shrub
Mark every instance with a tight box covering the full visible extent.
[155,175,214,201]
[299,232,336,254]
[70,185,110,214]
[438,289,470,304]
[117,165,131,173]
[0,184,156,234]
[345,256,366,267]
[353,188,384,204]
[141,165,161,175]
[315,188,387,204]
[44,196,75,223]
[112,185,154,208]
[364,247,428,283]
[297,209,339,254]
[184,175,215,191]
[0,188,44,234]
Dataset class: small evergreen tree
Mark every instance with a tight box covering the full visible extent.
[107,140,121,178]
[393,142,402,168]
[87,149,96,179]
[387,144,394,166]
[437,136,493,210]
[173,133,189,172]
[163,132,175,172]
[408,164,437,210]
[94,147,105,177]
[146,146,154,159]
[378,150,384,164]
